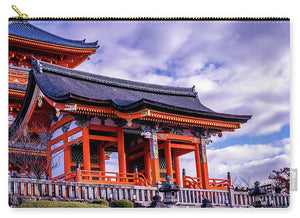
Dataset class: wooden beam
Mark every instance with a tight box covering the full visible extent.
[169,143,195,150]
[176,149,194,157]
[89,134,118,142]
[51,115,74,132]
[89,124,118,133]
[103,141,116,149]
[157,133,199,143]
[128,150,145,160]
[127,140,148,153]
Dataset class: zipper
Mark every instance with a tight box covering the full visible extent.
[10,5,289,21]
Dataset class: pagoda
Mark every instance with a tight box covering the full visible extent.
[9,21,98,126]
[9,21,251,190]
[8,20,98,176]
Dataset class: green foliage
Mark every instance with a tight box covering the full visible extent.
[113,199,134,208]
[16,200,109,208]
[92,199,109,207]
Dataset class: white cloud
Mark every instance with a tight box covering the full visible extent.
[31,21,290,186]
[179,138,289,186]
[32,21,290,138]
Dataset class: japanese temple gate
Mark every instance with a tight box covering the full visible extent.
[8,21,251,191]
[47,114,213,188]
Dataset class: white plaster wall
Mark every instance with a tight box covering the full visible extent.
[68,131,82,142]
[51,140,63,150]
[52,127,63,140]
[51,150,65,178]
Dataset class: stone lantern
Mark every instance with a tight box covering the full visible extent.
[248,181,267,207]
[158,176,180,207]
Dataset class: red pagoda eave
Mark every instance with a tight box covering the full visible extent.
[9,35,98,68]
[41,95,241,131]
[9,35,98,54]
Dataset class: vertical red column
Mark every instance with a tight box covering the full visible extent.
[99,143,105,171]
[173,150,181,186]
[47,140,52,179]
[117,127,126,174]
[82,122,90,171]
[194,143,202,183]
[200,138,209,189]
[144,147,152,182]
[164,141,173,182]
[149,132,160,186]
[63,132,71,174]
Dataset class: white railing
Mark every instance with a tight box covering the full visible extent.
[176,188,229,206]
[232,191,290,208]
[9,177,156,205]
[8,177,290,207]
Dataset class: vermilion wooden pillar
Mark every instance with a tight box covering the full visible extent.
[149,133,160,186]
[117,127,126,174]
[173,150,181,186]
[63,132,71,174]
[47,140,52,179]
[82,122,91,171]
[99,143,105,171]
[144,147,151,182]
[164,141,173,182]
[199,140,210,189]
[194,143,202,182]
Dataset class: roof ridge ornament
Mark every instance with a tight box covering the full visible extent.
[192,85,198,97]
[31,56,43,73]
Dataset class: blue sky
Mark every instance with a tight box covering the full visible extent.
[32,20,290,187]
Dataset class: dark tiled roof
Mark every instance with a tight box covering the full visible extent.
[29,60,251,123]
[9,21,98,49]
[9,83,27,91]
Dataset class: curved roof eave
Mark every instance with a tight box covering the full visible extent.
[9,21,99,49]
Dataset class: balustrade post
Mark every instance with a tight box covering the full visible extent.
[54,184,59,197]
[75,186,80,199]
[61,185,66,198]
[124,188,129,200]
[13,182,18,195]
[41,183,46,196]
[48,184,52,197]
[94,187,99,199]
[87,186,93,200]
[34,183,38,196]
[68,185,73,198]
[82,187,87,200]
[129,189,133,201]
[227,186,234,208]
[118,188,123,200]
[20,182,24,196]
[112,187,118,200]
[100,187,105,199]
[27,183,32,196]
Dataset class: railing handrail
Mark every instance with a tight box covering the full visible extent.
[9,177,290,208]
[78,170,152,186]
